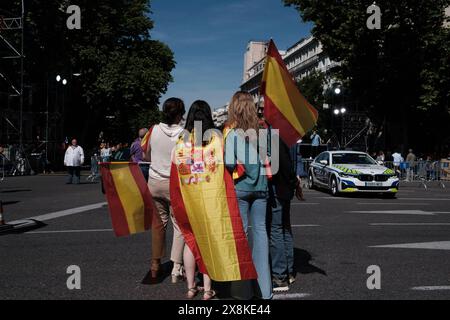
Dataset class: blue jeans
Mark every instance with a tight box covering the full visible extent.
[236,190,272,300]
[268,191,294,281]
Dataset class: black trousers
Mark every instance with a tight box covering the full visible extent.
[67,166,81,184]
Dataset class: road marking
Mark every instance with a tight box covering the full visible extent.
[26,229,113,235]
[357,203,430,206]
[396,198,450,201]
[8,202,108,224]
[273,293,311,300]
[348,210,441,215]
[370,241,450,250]
[370,223,450,226]
[291,225,320,228]
[411,286,450,291]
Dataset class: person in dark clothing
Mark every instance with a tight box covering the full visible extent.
[268,135,304,292]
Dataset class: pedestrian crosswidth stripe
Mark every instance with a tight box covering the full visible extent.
[9,202,108,224]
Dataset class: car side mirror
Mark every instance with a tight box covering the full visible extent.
[320,160,329,166]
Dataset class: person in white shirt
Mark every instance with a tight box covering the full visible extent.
[64,139,85,184]
[392,151,404,177]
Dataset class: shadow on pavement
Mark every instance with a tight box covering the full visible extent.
[1,201,21,206]
[141,261,173,285]
[294,248,327,276]
[0,220,48,236]
[0,189,32,194]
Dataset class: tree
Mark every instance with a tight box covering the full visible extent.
[284,0,450,155]
[1,0,174,157]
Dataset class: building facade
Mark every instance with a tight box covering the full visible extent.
[240,36,337,104]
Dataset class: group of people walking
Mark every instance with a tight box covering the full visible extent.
[141,92,304,300]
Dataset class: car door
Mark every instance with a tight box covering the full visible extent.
[315,153,328,185]
[321,153,332,185]
[311,153,324,184]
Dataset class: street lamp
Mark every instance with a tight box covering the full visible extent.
[56,75,61,82]
[333,108,347,148]
[62,79,68,86]
[334,87,342,95]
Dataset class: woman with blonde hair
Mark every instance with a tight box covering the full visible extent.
[225,91,272,300]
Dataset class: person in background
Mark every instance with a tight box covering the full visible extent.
[64,139,85,185]
[376,151,385,163]
[87,148,100,182]
[310,130,322,158]
[100,143,111,162]
[406,149,417,182]
[130,128,149,181]
[143,98,186,284]
[392,150,404,177]
[268,135,304,292]
[225,91,272,300]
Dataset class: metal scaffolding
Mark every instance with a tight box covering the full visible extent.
[0,2,24,145]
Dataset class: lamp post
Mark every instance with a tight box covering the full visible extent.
[334,107,347,148]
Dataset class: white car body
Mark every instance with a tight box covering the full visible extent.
[308,151,399,196]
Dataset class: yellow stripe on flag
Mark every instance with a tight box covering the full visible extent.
[263,56,317,137]
[110,164,146,234]
[175,136,242,281]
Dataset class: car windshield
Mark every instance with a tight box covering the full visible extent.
[332,153,377,165]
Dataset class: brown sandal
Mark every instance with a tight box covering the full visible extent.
[202,290,217,300]
[186,287,200,299]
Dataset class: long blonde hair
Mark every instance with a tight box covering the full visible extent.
[227,91,260,132]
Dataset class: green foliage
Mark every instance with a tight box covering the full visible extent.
[1,0,175,145]
[284,0,450,153]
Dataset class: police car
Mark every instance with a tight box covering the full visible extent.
[307,151,399,197]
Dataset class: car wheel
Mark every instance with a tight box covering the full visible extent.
[330,176,339,196]
[308,171,315,190]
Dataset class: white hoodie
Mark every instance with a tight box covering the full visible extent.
[148,123,184,181]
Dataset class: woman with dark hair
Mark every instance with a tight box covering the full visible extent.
[143,97,186,284]
[172,100,217,299]
[170,100,257,300]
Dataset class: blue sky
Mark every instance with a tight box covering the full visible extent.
[150,0,312,109]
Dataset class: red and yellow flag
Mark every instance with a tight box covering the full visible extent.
[261,39,319,147]
[141,126,154,154]
[170,133,257,282]
[100,162,157,237]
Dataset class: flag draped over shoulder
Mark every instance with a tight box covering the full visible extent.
[261,39,319,147]
[170,133,257,282]
[101,162,157,237]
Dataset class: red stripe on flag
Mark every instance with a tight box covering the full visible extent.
[267,39,286,70]
[101,165,131,237]
[128,163,153,230]
[264,95,302,146]
[169,163,208,275]
[223,169,258,280]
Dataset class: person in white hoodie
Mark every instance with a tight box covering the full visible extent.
[144,98,186,284]
[64,139,85,185]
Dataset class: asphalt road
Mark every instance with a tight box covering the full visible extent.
[1,175,449,300]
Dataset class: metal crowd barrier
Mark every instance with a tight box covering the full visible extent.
[382,160,450,189]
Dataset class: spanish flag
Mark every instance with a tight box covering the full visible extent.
[141,126,154,154]
[100,163,157,237]
[170,133,257,281]
[261,39,319,147]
